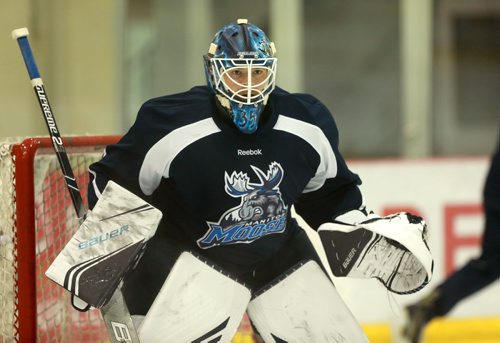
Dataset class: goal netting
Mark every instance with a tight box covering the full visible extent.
[0,136,117,342]
[0,136,255,342]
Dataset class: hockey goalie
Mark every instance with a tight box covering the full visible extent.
[47,19,433,342]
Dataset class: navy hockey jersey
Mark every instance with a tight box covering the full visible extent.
[88,86,363,267]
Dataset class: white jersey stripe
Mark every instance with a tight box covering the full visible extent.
[89,169,102,199]
[273,115,338,193]
[139,118,221,195]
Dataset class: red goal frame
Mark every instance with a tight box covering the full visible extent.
[11,136,120,342]
[4,135,255,342]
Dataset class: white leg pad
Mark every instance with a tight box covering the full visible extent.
[138,252,251,343]
[247,260,368,343]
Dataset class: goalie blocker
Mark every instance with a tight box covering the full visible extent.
[318,210,434,294]
[45,181,162,308]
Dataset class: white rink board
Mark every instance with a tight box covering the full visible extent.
[296,157,498,324]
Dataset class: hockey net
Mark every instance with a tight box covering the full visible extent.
[0,136,255,343]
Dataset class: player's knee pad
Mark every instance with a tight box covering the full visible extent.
[247,260,368,343]
[137,251,251,343]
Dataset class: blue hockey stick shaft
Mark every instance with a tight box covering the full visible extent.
[12,28,86,221]
[12,28,141,343]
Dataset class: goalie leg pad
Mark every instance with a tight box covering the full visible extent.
[138,252,251,343]
[247,260,368,343]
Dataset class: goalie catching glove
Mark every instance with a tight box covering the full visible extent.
[318,210,433,294]
[45,181,162,308]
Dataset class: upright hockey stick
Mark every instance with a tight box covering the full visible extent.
[12,28,140,343]
[11,28,85,222]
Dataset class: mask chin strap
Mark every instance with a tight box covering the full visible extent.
[216,94,231,109]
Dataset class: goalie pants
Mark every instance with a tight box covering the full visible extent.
[121,219,323,315]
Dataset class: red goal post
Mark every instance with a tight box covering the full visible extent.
[0,136,119,342]
[0,136,255,343]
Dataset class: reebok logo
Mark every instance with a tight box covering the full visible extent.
[237,149,262,156]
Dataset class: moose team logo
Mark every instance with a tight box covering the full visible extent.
[197,162,288,249]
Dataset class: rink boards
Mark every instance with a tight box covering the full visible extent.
[297,156,499,342]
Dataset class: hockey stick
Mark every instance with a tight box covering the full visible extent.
[12,28,140,343]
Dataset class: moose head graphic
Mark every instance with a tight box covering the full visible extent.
[198,162,288,249]
[224,162,286,222]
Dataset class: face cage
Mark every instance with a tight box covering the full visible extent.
[210,58,277,106]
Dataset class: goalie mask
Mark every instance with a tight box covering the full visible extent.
[204,19,277,134]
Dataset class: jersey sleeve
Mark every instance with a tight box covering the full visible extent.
[294,97,364,230]
[483,139,500,232]
[87,101,158,209]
